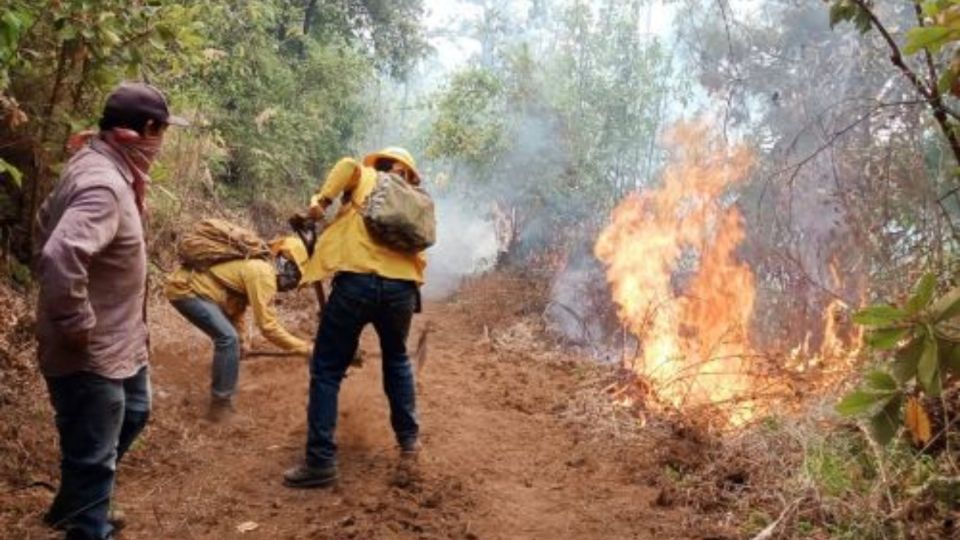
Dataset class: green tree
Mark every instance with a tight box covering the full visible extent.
[0,0,207,260]
[191,1,371,205]
[424,0,676,261]
[831,0,960,173]
[297,0,429,79]
[0,0,430,266]
[425,67,506,170]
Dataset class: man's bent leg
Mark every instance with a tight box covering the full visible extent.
[171,297,241,399]
[45,372,124,539]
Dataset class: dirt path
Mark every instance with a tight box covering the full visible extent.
[10,288,704,539]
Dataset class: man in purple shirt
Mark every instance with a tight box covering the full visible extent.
[34,82,187,540]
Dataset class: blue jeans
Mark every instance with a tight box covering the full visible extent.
[305,272,418,468]
[44,366,151,540]
[171,296,240,399]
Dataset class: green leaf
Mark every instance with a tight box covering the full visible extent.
[905,26,953,55]
[918,334,942,396]
[56,24,77,41]
[853,4,873,34]
[0,158,22,188]
[893,336,924,384]
[907,273,937,314]
[829,1,856,29]
[931,286,960,322]
[939,66,959,95]
[868,394,903,446]
[0,11,22,50]
[0,24,13,51]
[156,24,177,41]
[867,326,911,350]
[837,390,893,417]
[1,10,28,33]
[101,29,121,47]
[922,0,945,18]
[853,305,906,326]
[865,370,899,392]
[0,11,20,26]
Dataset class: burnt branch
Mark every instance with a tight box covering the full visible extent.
[768,100,920,186]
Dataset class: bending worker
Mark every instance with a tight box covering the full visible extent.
[165,236,312,420]
[283,147,429,488]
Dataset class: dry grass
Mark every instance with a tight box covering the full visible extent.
[147,127,305,280]
[452,270,551,325]
[0,280,59,531]
[7,265,960,539]
[454,271,960,539]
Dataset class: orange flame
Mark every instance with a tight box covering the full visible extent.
[787,262,864,376]
[596,123,862,426]
[596,124,758,424]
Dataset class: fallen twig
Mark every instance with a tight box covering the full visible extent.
[4,480,55,494]
[416,322,435,377]
[750,497,803,540]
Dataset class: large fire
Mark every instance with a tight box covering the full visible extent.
[595,124,859,426]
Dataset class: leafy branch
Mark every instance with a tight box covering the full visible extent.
[831,0,960,178]
[840,274,960,445]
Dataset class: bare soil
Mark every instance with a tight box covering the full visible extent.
[1,276,727,539]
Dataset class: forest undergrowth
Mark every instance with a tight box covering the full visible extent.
[0,109,957,540]
[2,265,959,539]
[5,1,960,538]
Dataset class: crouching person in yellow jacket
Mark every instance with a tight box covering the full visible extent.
[165,237,312,420]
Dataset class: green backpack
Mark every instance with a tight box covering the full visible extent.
[361,172,436,254]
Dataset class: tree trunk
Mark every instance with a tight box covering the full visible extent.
[26,40,70,257]
[303,0,319,35]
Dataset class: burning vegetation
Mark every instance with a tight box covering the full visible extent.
[596,123,862,427]
[7,0,960,538]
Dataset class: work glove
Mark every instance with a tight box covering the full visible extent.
[289,212,311,230]
[307,205,325,221]
[306,196,333,221]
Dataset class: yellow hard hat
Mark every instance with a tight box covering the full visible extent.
[362,146,421,181]
[269,235,309,271]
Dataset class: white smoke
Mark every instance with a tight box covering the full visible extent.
[545,260,608,344]
[422,195,498,300]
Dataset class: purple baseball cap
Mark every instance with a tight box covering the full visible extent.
[102,82,189,127]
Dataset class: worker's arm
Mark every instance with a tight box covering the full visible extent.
[242,262,312,354]
[37,186,120,346]
[308,158,362,217]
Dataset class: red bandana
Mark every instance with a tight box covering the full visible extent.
[68,128,162,214]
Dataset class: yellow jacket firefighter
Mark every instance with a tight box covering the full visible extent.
[302,157,426,284]
[165,259,311,354]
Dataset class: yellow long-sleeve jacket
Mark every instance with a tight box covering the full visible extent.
[301,157,426,284]
[165,259,311,354]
